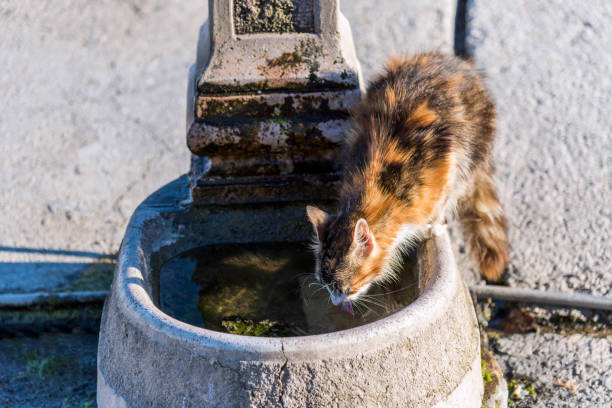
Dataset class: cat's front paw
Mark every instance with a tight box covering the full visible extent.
[432,223,447,237]
[425,223,447,238]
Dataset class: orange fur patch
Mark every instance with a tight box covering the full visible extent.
[381,141,413,164]
[387,54,434,72]
[385,56,410,72]
[445,74,465,91]
[346,158,451,292]
[348,248,387,292]
[403,159,451,223]
[407,100,438,130]
[384,86,397,109]
[413,54,434,67]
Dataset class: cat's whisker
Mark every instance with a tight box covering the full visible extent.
[354,298,380,316]
[305,283,329,304]
[365,282,418,297]
[357,293,388,304]
[351,301,364,316]
[356,296,387,310]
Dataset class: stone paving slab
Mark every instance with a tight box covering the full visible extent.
[466,0,612,296]
[492,332,612,407]
[0,0,454,294]
[0,0,207,293]
[467,2,612,406]
[341,0,454,83]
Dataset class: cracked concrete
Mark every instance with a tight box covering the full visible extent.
[277,342,289,407]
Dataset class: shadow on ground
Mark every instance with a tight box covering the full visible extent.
[0,246,115,294]
[0,331,99,408]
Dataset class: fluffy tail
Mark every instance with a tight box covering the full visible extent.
[458,164,509,281]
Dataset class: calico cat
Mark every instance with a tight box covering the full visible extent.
[306,53,509,306]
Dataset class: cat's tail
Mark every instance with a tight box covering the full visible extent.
[458,163,510,281]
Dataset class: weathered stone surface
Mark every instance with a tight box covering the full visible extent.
[481,348,508,408]
[195,90,359,119]
[189,0,365,204]
[492,333,612,407]
[466,0,612,296]
[197,0,361,92]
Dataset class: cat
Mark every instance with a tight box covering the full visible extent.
[306,52,509,306]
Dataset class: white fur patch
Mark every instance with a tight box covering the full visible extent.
[347,282,372,301]
[378,223,425,285]
[432,223,448,236]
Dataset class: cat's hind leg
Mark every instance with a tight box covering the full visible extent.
[458,163,510,281]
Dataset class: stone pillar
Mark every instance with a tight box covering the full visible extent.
[187,0,363,205]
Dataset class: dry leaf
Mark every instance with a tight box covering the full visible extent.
[501,308,536,334]
[554,378,579,395]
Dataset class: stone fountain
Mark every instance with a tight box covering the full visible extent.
[97,1,484,407]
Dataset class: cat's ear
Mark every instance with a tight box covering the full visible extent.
[306,206,329,239]
[353,218,376,257]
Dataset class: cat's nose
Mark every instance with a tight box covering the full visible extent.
[325,284,347,305]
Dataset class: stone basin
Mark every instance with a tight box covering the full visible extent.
[97,176,483,407]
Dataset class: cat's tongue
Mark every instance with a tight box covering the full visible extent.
[340,302,354,316]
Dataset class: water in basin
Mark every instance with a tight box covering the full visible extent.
[159,242,419,336]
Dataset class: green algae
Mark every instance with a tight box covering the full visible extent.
[220,316,296,337]
[6,332,99,407]
[480,347,508,408]
[481,358,493,383]
[0,305,102,334]
[507,379,536,403]
[58,259,115,292]
[20,350,72,380]
[160,242,419,336]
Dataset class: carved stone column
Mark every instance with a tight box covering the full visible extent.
[187,0,363,204]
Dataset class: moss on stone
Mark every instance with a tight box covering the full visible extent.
[507,379,536,403]
[266,51,304,72]
[59,259,115,292]
[221,316,282,336]
[198,97,279,119]
[221,316,302,337]
[481,347,507,408]
[297,39,324,76]
[234,0,314,34]
[20,350,72,380]
[0,305,102,334]
[482,359,493,383]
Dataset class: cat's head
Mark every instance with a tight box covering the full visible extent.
[306,205,382,305]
